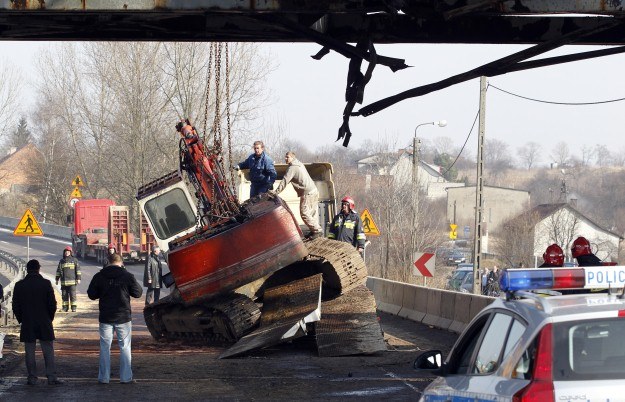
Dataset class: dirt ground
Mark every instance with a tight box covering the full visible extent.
[0,293,458,401]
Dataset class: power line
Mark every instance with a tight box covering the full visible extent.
[489,83,625,105]
[440,109,479,177]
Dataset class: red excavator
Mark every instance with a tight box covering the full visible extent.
[138,120,367,343]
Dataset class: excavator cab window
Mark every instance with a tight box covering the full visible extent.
[144,188,196,240]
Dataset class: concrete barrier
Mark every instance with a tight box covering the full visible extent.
[366,276,495,334]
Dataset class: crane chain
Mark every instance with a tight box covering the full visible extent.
[225,43,236,197]
[202,43,214,144]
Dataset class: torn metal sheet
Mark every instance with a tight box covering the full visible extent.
[219,274,322,359]
[315,285,386,357]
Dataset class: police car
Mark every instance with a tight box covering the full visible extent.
[414,266,625,401]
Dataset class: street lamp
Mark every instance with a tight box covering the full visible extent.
[411,120,446,284]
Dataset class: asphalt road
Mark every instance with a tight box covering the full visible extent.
[0,230,458,401]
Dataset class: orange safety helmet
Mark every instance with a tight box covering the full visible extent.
[64,246,72,254]
[571,236,592,258]
[543,244,564,266]
[341,196,355,211]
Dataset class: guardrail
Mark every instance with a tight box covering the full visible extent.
[366,276,495,334]
[0,250,27,326]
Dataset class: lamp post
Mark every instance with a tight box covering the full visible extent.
[411,120,446,284]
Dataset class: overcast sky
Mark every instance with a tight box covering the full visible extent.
[4,41,625,167]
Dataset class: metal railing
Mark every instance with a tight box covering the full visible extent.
[0,249,27,326]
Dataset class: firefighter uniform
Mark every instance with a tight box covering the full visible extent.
[56,251,81,312]
[327,211,366,249]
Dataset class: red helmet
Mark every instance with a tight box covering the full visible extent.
[571,236,591,258]
[64,246,72,253]
[108,243,115,249]
[341,196,355,211]
[543,244,564,266]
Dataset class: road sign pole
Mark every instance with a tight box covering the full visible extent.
[27,236,30,261]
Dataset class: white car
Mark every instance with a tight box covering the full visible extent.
[415,266,625,401]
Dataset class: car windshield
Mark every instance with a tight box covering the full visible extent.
[449,270,470,290]
[553,317,625,380]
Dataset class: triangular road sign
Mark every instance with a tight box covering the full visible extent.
[71,175,84,186]
[360,208,380,236]
[71,187,83,198]
[14,209,44,237]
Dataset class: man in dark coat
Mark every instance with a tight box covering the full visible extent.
[143,246,163,305]
[88,253,142,384]
[12,259,62,385]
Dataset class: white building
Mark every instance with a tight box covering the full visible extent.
[356,150,463,199]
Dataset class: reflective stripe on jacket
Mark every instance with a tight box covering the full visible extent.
[327,211,366,248]
[56,257,81,286]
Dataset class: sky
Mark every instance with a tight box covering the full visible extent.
[3,41,625,167]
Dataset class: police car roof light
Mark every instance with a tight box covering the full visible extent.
[500,268,586,292]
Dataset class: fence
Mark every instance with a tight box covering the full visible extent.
[0,249,27,326]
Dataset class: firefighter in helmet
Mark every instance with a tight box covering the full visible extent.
[103,243,117,268]
[539,244,564,268]
[571,236,602,267]
[328,196,366,255]
[56,246,81,312]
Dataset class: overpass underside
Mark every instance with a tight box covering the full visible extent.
[0,1,624,44]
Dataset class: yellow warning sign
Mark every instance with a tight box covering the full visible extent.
[360,209,380,236]
[71,187,83,198]
[14,209,44,237]
[71,175,84,186]
[449,223,458,240]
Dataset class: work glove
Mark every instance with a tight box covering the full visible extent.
[77,280,80,285]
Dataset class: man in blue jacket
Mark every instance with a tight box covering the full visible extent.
[238,140,277,197]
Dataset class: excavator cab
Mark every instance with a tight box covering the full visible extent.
[136,170,198,252]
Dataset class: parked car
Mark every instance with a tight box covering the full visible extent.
[415,266,625,401]
[446,263,474,292]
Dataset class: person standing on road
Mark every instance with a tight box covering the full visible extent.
[328,196,366,255]
[539,244,564,268]
[12,259,63,385]
[56,246,81,312]
[237,140,277,197]
[87,253,142,384]
[143,246,163,305]
[273,151,323,239]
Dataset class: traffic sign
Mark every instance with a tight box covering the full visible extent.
[14,209,44,237]
[412,252,435,277]
[71,175,84,186]
[360,208,380,236]
[449,223,458,240]
[71,187,83,198]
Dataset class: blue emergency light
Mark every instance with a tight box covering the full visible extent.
[500,268,586,292]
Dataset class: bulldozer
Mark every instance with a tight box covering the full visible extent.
[137,120,378,356]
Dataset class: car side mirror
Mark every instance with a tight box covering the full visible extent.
[413,350,442,371]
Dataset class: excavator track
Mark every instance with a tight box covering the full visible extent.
[304,237,368,295]
[144,292,261,343]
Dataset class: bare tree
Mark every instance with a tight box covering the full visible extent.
[550,141,570,167]
[493,212,537,268]
[0,58,22,147]
[517,141,541,169]
[540,208,580,257]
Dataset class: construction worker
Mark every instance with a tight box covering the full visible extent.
[539,244,564,268]
[328,196,366,255]
[104,244,117,268]
[571,236,602,267]
[55,246,81,312]
[273,151,323,239]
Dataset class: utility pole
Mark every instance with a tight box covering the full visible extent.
[472,76,487,295]
[411,136,422,284]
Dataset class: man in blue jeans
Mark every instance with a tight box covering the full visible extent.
[87,253,142,384]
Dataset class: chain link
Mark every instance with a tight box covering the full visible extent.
[225,43,235,196]
[202,43,214,143]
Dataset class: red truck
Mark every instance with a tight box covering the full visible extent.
[71,198,152,264]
